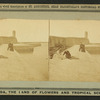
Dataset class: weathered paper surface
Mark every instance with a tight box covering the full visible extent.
[0,4,100,96]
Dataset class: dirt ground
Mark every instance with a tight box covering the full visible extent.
[49,45,100,82]
[0,43,48,81]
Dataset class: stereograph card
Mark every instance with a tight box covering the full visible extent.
[0,4,100,96]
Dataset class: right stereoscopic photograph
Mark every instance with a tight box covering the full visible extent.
[49,20,100,82]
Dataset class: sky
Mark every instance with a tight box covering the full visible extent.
[0,19,48,42]
[50,20,100,43]
[0,19,100,43]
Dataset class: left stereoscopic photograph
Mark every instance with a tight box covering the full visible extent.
[0,19,48,81]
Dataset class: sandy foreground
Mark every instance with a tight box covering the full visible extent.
[0,43,48,81]
[49,45,100,82]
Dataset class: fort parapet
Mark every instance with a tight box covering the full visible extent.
[49,32,90,58]
[49,32,89,48]
[0,31,17,44]
[0,31,41,54]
